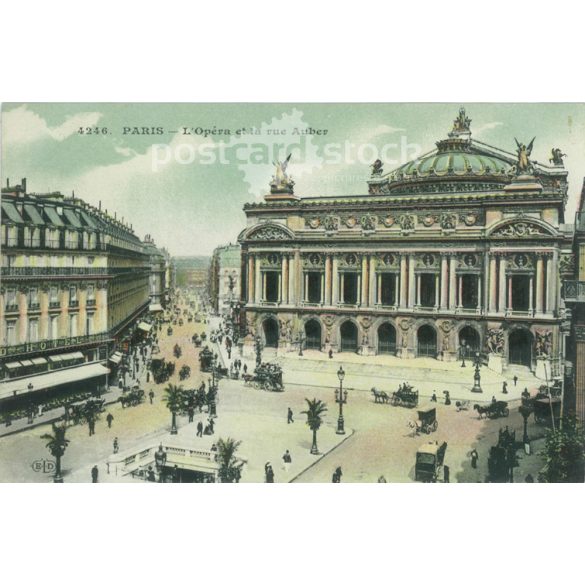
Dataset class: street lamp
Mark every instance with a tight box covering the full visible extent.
[298,332,306,356]
[460,340,467,367]
[518,403,534,448]
[335,366,348,435]
[255,336,263,368]
[471,351,482,393]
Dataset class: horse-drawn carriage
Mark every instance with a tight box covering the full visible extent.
[199,347,215,372]
[119,387,145,408]
[391,383,419,408]
[474,401,509,419]
[415,441,448,482]
[66,398,105,425]
[409,405,438,435]
[243,362,284,392]
[179,365,191,381]
[533,396,562,426]
[151,357,174,384]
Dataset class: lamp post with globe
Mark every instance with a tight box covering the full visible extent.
[335,366,348,435]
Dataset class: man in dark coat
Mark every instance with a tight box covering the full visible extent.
[91,465,99,483]
[106,412,114,428]
[196,421,203,437]
[287,407,294,424]
[470,448,479,469]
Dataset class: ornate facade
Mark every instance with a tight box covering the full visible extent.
[239,109,573,378]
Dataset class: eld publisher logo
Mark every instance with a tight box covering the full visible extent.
[32,459,55,473]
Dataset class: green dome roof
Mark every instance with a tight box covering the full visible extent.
[389,138,512,182]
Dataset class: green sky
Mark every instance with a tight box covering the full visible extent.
[2,103,585,255]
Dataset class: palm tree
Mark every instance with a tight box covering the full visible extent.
[302,398,328,455]
[41,422,70,483]
[216,437,244,483]
[163,383,184,434]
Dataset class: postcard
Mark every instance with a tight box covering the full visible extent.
[1,102,583,483]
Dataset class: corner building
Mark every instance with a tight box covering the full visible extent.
[239,110,573,379]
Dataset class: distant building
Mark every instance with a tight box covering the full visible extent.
[143,234,172,312]
[562,179,585,422]
[0,178,152,406]
[209,244,241,315]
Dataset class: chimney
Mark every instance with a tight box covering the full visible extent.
[6,178,9,188]
[21,178,27,193]
[99,200,102,211]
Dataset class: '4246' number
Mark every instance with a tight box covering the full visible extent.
[78,127,109,135]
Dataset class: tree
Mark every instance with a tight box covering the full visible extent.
[41,422,70,483]
[216,437,244,483]
[539,417,585,483]
[163,383,184,435]
[302,398,328,455]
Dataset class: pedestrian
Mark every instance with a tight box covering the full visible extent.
[513,375,518,387]
[332,466,342,483]
[502,381,508,394]
[113,437,119,454]
[431,392,437,402]
[491,395,497,405]
[265,464,275,483]
[197,421,203,437]
[88,419,96,436]
[106,412,114,428]
[172,465,180,483]
[470,448,478,469]
[243,364,248,374]
[188,407,194,423]
[208,417,215,433]
[444,391,451,406]
[147,466,156,482]
[443,465,450,483]
[282,450,292,472]
[328,349,333,359]
[91,465,99,483]
[525,473,534,483]
[287,407,294,424]
[146,371,151,383]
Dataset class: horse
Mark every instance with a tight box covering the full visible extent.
[474,404,490,419]
[371,387,384,403]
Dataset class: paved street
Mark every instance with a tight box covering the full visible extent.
[0,304,550,483]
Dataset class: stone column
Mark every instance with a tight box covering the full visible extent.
[304,273,309,302]
[324,255,332,306]
[416,274,421,307]
[535,253,544,314]
[498,255,507,313]
[394,273,399,307]
[449,255,457,310]
[440,254,449,310]
[340,273,345,304]
[282,255,289,305]
[332,255,339,305]
[357,273,362,305]
[507,275,513,311]
[294,249,301,305]
[320,272,325,304]
[254,258,262,304]
[457,276,463,308]
[529,275,534,314]
[361,255,369,307]
[369,256,376,306]
[247,255,255,303]
[435,274,440,308]
[546,252,558,314]
[477,276,482,312]
[288,254,295,306]
[377,274,382,304]
[400,255,408,308]
[489,254,497,313]
[408,255,416,308]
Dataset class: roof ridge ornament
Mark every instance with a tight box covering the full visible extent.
[448,107,472,138]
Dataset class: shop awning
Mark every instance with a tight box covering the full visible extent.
[149,304,163,312]
[0,362,110,400]
[48,355,63,363]
[137,322,152,332]
[19,359,34,367]
[4,361,22,370]
[108,352,123,364]
[59,351,85,361]
[30,357,48,366]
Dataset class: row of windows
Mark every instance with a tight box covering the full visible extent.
[2,225,99,250]
[3,285,96,311]
[3,313,95,346]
